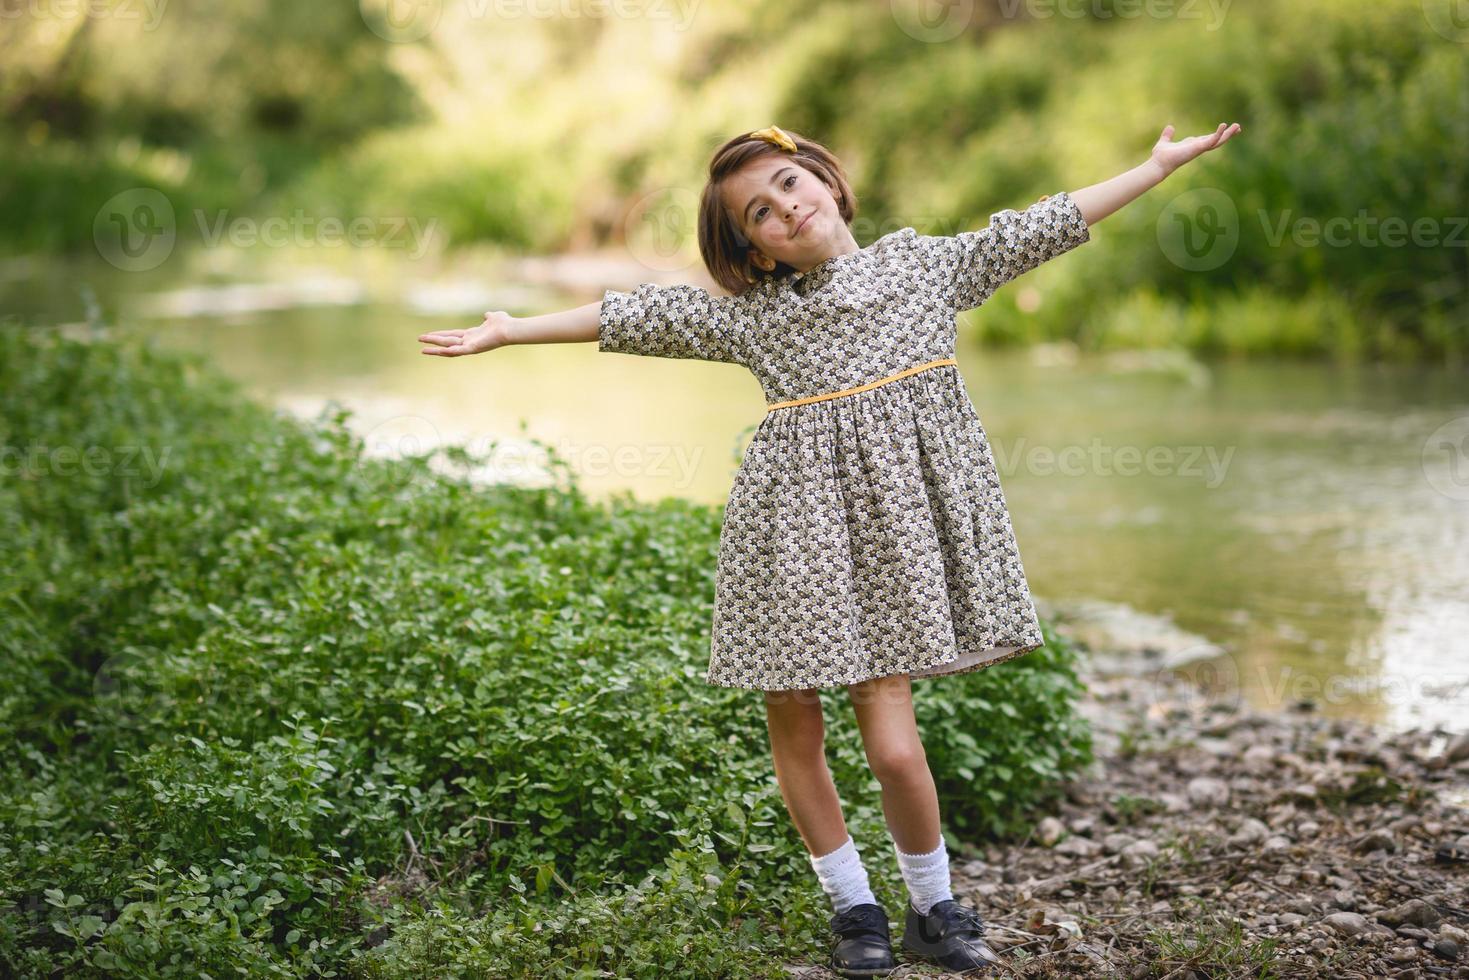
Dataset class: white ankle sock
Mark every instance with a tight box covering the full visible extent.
[809,835,878,914]
[894,836,954,915]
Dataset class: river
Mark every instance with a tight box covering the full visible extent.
[6,245,1467,733]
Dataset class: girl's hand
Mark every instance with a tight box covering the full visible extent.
[418,311,515,357]
[1150,122,1242,178]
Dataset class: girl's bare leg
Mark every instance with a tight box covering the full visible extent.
[763,688,850,856]
[846,673,941,854]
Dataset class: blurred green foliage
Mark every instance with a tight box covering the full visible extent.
[2,0,1461,361]
[0,325,1091,975]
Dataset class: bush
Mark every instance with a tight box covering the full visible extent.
[0,324,1091,976]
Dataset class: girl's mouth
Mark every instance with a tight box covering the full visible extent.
[792,213,813,237]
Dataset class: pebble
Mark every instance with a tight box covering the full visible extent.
[1121,840,1160,866]
[1228,817,1270,846]
[1158,792,1190,813]
[1323,911,1369,937]
[1441,924,1469,945]
[1433,938,1461,961]
[1186,776,1230,808]
[1380,898,1441,929]
[1242,743,1275,770]
[1354,828,1396,853]
[1036,816,1066,847]
[1103,832,1136,855]
[1386,944,1419,964]
[1445,732,1469,764]
[1055,836,1102,859]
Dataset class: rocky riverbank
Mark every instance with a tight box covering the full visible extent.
[796,662,1469,978]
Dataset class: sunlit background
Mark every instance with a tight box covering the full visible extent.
[3,0,1467,730]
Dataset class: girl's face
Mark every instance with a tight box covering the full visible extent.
[722,155,855,276]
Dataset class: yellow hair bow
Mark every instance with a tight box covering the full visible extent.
[749,125,797,153]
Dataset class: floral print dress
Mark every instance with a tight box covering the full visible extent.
[598,192,1092,691]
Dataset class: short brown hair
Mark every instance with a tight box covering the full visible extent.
[697,128,858,296]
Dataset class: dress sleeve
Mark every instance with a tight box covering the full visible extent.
[597,281,752,365]
[915,191,1091,313]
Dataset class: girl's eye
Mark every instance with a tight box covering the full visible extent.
[755,174,799,223]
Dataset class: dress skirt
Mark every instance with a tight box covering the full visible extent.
[706,361,1046,691]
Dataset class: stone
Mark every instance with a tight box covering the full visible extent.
[1354,829,1396,853]
[1386,944,1419,964]
[1379,899,1442,929]
[1440,924,1469,945]
[1121,840,1160,866]
[1036,816,1066,847]
[1242,743,1276,770]
[1433,938,1460,961]
[1277,783,1317,804]
[1323,911,1369,937]
[1056,836,1102,859]
[1186,775,1230,808]
[1228,817,1270,847]
[1102,832,1136,855]
[1445,732,1469,764]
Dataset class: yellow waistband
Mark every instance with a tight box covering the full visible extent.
[766,357,959,412]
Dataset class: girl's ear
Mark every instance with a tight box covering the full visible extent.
[749,250,775,273]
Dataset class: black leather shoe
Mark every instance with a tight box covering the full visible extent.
[827,902,896,978]
[901,898,1001,973]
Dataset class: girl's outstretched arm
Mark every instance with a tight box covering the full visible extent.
[1068,122,1242,226]
[418,301,600,356]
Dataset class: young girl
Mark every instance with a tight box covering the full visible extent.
[418,121,1240,977]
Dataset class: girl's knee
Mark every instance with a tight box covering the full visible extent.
[866,741,927,783]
